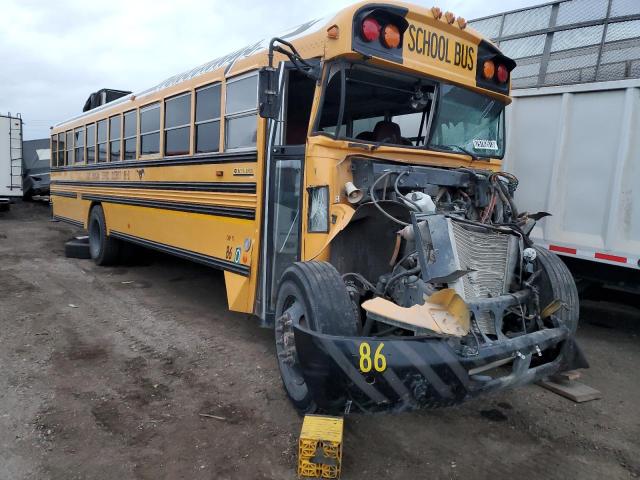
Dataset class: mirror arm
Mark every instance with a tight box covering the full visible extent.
[268,37,320,81]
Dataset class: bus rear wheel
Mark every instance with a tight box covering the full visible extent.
[275,261,358,413]
[88,205,120,266]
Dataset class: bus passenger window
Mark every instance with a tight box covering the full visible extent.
[51,136,57,167]
[66,131,73,165]
[86,123,96,163]
[74,127,85,164]
[165,92,191,156]
[110,115,121,161]
[225,73,258,150]
[97,120,107,162]
[123,110,136,160]
[195,83,221,153]
[140,103,160,155]
[58,132,65,166]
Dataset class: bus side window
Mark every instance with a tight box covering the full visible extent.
[123,110,137,160]
[50,135,57,167]
[225,73,258,150]
[284,70,316,145]
[58,132,65,166]
[195,83,221,153]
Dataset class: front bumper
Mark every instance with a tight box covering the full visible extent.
[294,325,587,413]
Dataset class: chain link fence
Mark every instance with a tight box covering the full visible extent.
[469,0,640,88]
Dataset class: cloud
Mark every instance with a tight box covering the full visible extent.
[0,0,542,139]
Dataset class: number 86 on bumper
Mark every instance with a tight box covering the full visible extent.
[358,342,387,373]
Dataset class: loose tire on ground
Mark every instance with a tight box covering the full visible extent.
[88,205,120,266]
[534,246,579,334]
[275,261,358,413]
[64,237,91,259]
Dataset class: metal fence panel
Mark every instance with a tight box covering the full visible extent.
[469,0,640,88]
[556,0,608,25]
[502,5,553,35]
[611,0,640,17]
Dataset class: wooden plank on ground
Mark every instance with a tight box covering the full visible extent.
[551,370,582,382]
[537,378,602,403]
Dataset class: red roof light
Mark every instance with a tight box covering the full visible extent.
[497,64,509,83]
[361,17,381,42]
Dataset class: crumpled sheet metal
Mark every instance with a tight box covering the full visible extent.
[362,288,471,337]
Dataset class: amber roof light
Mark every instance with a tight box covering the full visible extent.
[382,24,401,48]
[483,60,496,80]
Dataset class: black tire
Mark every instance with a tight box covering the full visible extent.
[88,205,120,266]
[534,246,579,335]
[64,237,91,259]
[275,261,358,413]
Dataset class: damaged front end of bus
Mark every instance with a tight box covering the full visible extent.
[275,159,587,413]
[264,16,586,413]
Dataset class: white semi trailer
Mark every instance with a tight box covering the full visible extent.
[0,114,23,209]
[504,79,640,292]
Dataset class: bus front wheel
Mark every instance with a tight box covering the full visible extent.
[274,261,358,413]
[88,205,120,266]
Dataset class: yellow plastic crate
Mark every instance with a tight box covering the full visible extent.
[298,415,343,479]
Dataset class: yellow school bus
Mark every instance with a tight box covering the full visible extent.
[51,1,585,414]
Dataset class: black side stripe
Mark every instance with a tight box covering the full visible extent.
[401,343,453,399]
[53,214,84,228]
[51,180,256,194]
[429,342,471,389]
[50,151,257,172]
[50,191,78,199]
[110,231,250,276]
[381,367,415,408]
[82,194,255,220]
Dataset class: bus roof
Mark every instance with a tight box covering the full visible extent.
[54,1,496,129]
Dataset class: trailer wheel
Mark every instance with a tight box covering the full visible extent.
[88,205,120,266]
[534,246,579,335]
[275,261,358,413]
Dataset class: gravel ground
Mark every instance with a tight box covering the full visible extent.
[1,200,639,480]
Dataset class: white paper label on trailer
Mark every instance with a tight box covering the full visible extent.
[472,139,499,150]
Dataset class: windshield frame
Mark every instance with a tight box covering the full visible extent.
[311,60,507,160]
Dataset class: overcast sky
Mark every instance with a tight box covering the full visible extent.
[1,0,542,140]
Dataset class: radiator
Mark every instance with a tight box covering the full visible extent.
[449,220,519,336]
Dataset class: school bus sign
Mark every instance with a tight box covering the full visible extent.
[402,16,479,87]
[405,22,475,72]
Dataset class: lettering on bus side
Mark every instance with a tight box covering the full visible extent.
[406,24,474,71]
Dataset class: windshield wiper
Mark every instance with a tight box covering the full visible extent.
[429,144,479,161]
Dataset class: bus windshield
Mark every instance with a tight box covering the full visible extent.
[315,62,505,158]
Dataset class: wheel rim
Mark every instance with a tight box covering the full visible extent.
[89,217,101,259]
[275,293,309,401]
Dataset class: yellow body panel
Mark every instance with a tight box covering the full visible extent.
[105,205,253,264]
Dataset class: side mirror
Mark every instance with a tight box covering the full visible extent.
[258,67,280,119]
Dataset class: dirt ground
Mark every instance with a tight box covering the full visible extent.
[1,200,639,480]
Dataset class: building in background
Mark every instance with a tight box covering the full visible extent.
[471,0,640,289]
